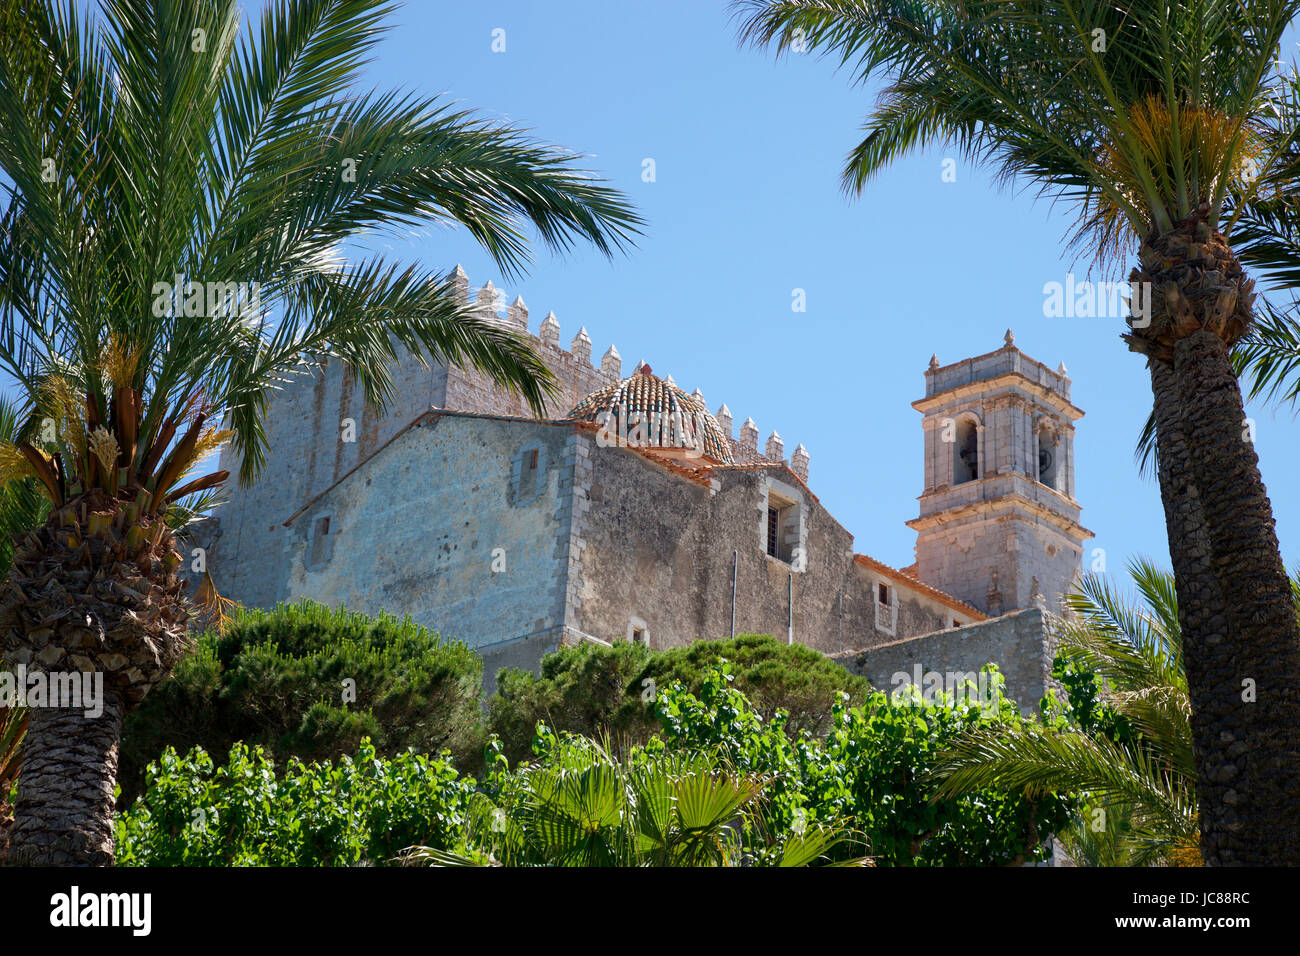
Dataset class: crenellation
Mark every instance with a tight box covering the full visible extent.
[601,344,621,380]
[738,417,759,457]
[791,443,810,482]
[452,263,469,304]
[539,310,560,348]
[571,326,592,365]
[508,295,528,330]
[475,279,505,318]
[716,404,733,438]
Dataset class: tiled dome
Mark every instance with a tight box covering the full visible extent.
[567,364,734,464]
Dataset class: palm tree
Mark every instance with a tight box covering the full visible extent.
[0,395,50,864]
[733,0,1300,865]
[1132,66,1300,473]
[934,560,1198,866]
[0,0,641,865]
[404,735,847,867]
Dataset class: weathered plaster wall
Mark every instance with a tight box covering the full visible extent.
[282,415,576,654]
[210,275,619,613]
[573,455,960,654]
[211,348,443,609]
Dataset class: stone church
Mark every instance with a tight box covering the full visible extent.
[199,269,1091,706]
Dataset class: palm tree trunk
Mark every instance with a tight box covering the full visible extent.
[1148,362,1228,864]
[1170,331,1300,865]
[6,687,124,865]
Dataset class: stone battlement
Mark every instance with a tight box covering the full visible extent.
[447,266,810,479]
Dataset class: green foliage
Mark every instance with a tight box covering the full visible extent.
[734,0,1297,258]
[428,735,834,867]
[119,600,485,806]
[933,559,1199,866]
[652,664,1071,866]
[119,660,1061,867]
[488,634,871,762]
[0,395,45,857]
[0,396,48,578]
[0,0,644,500]
[115,739,474,866]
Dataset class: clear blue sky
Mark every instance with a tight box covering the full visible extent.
[356,0,1300,577]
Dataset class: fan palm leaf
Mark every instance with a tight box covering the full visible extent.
[932,560,1198,864]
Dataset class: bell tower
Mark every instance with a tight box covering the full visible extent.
[907,330,1092,615]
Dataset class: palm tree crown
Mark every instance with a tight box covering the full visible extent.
[0,0,641,866]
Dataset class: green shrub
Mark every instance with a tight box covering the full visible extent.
[117,664,1074,867]
[487,634,870,762]
[115,739,473,866]
[652,664,1075,866]
[119,601,485,805]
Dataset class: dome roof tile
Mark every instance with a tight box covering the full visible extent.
[567,364,734,464]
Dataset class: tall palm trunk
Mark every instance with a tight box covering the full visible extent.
[1132,213,1300,865]
[0,495,190,865]
[1173,331,1300,864]
[6,688,124,865]
[1148,362,1232,863]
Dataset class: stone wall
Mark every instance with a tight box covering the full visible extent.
[572,452,966,654]
[835,607,1058,715]
[209,270,623,613]
[281,414,576,656]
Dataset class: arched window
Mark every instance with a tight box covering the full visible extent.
[1038,423,1059,489]
[953,418,979,484]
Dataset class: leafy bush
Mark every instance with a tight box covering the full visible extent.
[423,733,845,867]
[119,601,485,805]
[488,634,870,762]
[932,564,1199,866]
[651,664,1075,866]
[115,740,473,866]
[117,663,1074,867]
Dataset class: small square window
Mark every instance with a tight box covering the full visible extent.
[632,627,647,646]
[763,487,803,566]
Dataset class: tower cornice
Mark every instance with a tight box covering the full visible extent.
[912,371,1084,421]
[907,491,1094,544]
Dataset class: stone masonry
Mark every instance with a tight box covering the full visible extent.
[204,270,1088,704]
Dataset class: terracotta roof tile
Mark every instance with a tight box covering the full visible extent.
[853,554,986,621]
[566,364,734,464]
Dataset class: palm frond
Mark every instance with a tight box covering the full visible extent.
[733,0,1299,267]
[0,0,641,514]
